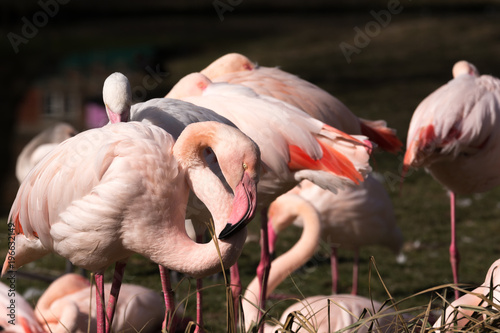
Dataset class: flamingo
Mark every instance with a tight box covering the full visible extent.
[166,72,373,323]
[287,175,404,295]
[16,123,77,183]
[102,72,244,332]
[404,60,500,299]
[2,121,260,333]
[242,193,399,332]
[1,281,44,333]
[35,273,165,333]
[433,258,500,332]
[200,52,402,153]
[199,54,402,301]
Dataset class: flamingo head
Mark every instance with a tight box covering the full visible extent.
[102,72,132,124]
[213,126,261,240]
[200,53,256,79]
[452,60,480,78]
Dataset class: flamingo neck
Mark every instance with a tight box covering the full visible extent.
[242,199,321,331]
[148,124,247,278]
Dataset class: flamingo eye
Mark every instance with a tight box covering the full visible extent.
[243,162,248,170]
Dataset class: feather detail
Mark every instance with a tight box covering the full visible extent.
[288,140,363,185]
[360,119,402,153]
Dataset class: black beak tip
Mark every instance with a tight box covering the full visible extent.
[218,223,236,240]
[218,221,246,240]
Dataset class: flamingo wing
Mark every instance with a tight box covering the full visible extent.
[181,81,371,194]
[405,74,500,169]
[131,97,236,140]
[8,123,179,271]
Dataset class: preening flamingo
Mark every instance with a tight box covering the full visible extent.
[167,72,372,321]
[200,52,402,153]
[16,123,77,183]
[2,121,260,333]
[289,175,404,295]
[1,281,44,333]
[404,60,500,299]
[242,193,399,332]
[35,274,165,333]
[103,72,246,331]
[102,72,132,124]
[433,258,500,332]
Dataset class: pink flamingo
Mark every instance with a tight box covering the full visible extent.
[35,273,165,333]
[404,60,500,299]
[166,73,373,323]
[199,53,402,300]
[104,72,246,332]
[242,193,399,332]
[288,175,404,295]
[16,123,77,183]
[433,258,500,331]
[200,53,402,153]
[2,121,260,333]
[0,281,44,333]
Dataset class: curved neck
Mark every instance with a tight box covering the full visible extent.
[242,200,321,331]
[147,124,247,278]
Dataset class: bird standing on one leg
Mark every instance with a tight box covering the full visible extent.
[404,60,500,299]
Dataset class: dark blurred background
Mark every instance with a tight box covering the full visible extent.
[1,0,499,214]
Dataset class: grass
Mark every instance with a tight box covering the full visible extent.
[2,4,500,332]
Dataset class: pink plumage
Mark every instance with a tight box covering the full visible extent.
[167,72,373,207]
[200,53,402,153]
[289,175,403,295]
[404,60,500,299]
[243,192,400,332]
[0,281,44,333]
[433,258,500,331]
[35,274,165,333]
[3,121,260,333]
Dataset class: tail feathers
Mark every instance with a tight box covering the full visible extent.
[360,119,403,154]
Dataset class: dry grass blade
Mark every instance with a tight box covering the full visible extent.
[206,218,236,333]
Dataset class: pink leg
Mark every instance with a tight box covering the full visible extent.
[105,261,126,333]
[159,265,176,332]
[194,235,204,333]
[449,191,460,300]
[256,207,270,331]
[230,264,242,330]
[351,250,359,295]
[94,273,105,333]
[330,246,338,294]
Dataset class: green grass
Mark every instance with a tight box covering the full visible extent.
[2,6,500,332]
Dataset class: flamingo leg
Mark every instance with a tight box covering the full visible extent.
[159,265,176,332]
[194,234,204,333]
[330,246,338,294]
[351,249,359,295]
[256,207,270,331]
[449,191,460,300]
[95,273,105,333]
[230,264,242,331]
[105,261,126,333]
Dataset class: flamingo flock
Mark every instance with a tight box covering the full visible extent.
[2,54,500,332]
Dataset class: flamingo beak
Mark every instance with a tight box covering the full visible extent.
[106,105,130,124]
[218,172,257,240]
